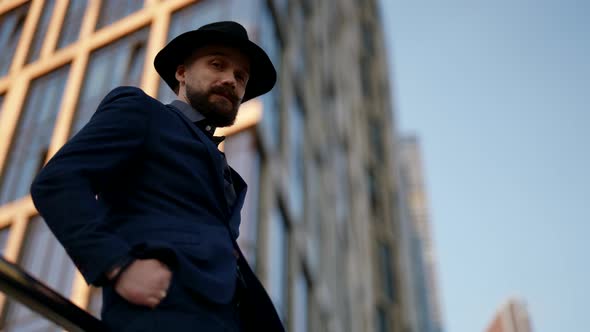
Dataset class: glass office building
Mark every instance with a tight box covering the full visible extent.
[0,0,423,331]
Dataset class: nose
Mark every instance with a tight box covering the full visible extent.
[219,72,237,90]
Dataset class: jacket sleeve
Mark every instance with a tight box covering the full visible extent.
[30,86,152,286]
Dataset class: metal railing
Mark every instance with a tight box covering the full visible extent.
[0,256,107,332]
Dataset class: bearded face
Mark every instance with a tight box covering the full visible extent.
[185,82,240,127]
[175,45,250,128]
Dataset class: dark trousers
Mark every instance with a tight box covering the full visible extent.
[101,273,242,331]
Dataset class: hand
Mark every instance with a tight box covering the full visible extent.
[113,259,172,309]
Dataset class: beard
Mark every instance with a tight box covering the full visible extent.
[185,84,241,127]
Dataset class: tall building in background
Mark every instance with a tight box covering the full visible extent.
[485,298,533,332]
[398,135,445,332]
[0,0,414,331]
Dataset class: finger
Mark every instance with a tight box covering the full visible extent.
[158,290,167,299]
[146,296,161,308]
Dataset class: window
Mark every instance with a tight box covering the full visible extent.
[257,5,282,151]
[266,205,289,323]
[376,306,390,332]
[0,227,9,253]
[289,94,305,221]
[292,6,307,84]
[379,242,396,301]
[95,0,143,30]
[360,55,372,97]
[293,268,310,332]
[0,93,4,123]
[56,0,89,49]
[369,117,384,162]
[367,167,378,215]
[224,130,261,267]
[70,28,149,135]
[0,3,30,76]
[3,216,76,331]
[26,0,56,64]
[269,0,289,19]
[333,146,350,224]
[305,157,321,269]
[0,65,70,205]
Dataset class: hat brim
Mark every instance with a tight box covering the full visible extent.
[154,30,276,103]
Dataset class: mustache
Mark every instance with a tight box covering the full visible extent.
[209,86,240,104]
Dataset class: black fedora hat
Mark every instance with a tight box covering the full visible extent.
[154,21,276,102]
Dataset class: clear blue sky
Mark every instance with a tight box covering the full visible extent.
[380,1,589,332]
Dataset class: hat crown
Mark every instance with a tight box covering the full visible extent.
[198,21,249,40]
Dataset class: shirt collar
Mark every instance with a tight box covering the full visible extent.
[170,99,217,135]
[169,99,224,145]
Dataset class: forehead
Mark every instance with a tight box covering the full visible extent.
[190,45,250,70]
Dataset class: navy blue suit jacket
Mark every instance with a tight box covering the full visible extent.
[30,87,283,331]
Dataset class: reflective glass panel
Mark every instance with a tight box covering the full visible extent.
[0,93,4,123]
[224,130,261,268]
[266,205,289,323]
[289,95,305,220]
[257,4,281,151]
[3,216,76,331]
[0,3,30,76]
[0,65,70,204]
[0,227,9,253]
[293,269,309,332]
[379,242,395,301]
[56,0,89,49]
[95,0,143,30]
[26,0,56,64]
[70,28,149,135]
[376,307,390,332]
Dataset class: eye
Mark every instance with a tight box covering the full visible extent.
[211,60,222,69]
[236,71,248,84]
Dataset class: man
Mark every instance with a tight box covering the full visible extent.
[30,21,284,331]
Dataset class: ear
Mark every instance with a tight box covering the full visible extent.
[175,64,186,85]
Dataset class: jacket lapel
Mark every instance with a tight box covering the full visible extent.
[166,104,228,213]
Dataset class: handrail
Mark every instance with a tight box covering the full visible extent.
[0,256,107,332]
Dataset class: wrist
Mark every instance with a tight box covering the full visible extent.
[106,256,135,283]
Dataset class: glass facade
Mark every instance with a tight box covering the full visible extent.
[258,4,282,151]
[266,205,289,323]
[369,117,384,162]
[0,3,30,76]
[368,167,378,215]
[225,130,261,267]
[305,157,322,270]
[3,216,76,332]
[379,242,396,301]
[293,269,310,332]
[0,227,9,253]
[289,94,305,221]
[376,307,390,332]
[56,0,89,49]
[70,28,149,135]
[0,93,4,121]
[0,65,71,205]
[26,0,56,64]
[95,0,143,30]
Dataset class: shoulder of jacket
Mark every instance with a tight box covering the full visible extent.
[104,86,148,100]
[99,86,167,109]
